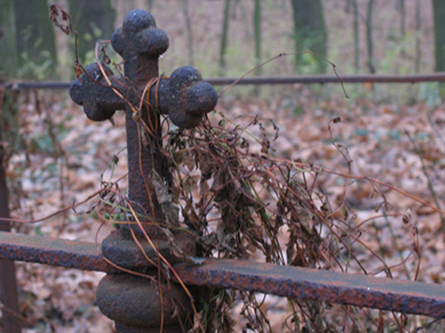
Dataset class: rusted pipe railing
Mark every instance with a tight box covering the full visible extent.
[3,73,445,91]
[207,73,445,84]
[0,231,443,319]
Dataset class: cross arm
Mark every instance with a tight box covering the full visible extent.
[152,66,218,129]
[69,63,127,122]
[70,63,218,129]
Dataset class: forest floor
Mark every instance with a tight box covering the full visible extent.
[4,82,445,332]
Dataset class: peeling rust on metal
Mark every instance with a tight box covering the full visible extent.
[0,231,114,273]
[174,259,445,319]
[97,274,191,331]
[101,229,196,268]
[0,232,443,318]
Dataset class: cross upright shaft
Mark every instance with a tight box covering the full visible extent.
[110,10,169,224]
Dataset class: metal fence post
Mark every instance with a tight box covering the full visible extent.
[69,9,217,332]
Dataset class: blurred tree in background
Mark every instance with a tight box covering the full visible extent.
[290,0,327,74]
[0,0,17,77]
[433,0,445,72]
[68,0,115,64]
[0,0,441,80]
[13,0,57,80]
[218,0,232,76]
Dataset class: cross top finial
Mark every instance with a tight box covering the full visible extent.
[112,10,169,60]
[111,9,169,83]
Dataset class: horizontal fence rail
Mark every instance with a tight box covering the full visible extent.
[3,73,445,90]
[0,231,443,318]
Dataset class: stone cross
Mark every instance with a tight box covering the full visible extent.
[70,9,217,231]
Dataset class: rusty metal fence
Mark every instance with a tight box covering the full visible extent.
[4,73,445,91]
[0,7,445,332]
[0,232,443,317]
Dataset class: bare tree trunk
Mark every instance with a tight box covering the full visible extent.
[352,0,359,73]
[399,0,405,39]
[415,0,421,73]
[345,0,352,13]
[253,0,262,96]
[181,0,194,66]
[254,0,261,72]
[290,0,328,73]
[13,0,57,79]
[433,0,445,72]
[0,0,17,77]
[68,0,115,64]
[146,0,154,11]
[400,0,406,56]
[219,0,232,76]
[0,88,21,333]
[366,0,376,74]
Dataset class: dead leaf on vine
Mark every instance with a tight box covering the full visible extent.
[183,175,200,193]
[151,170,179,226]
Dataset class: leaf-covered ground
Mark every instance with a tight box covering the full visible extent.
[4,83,444,332]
